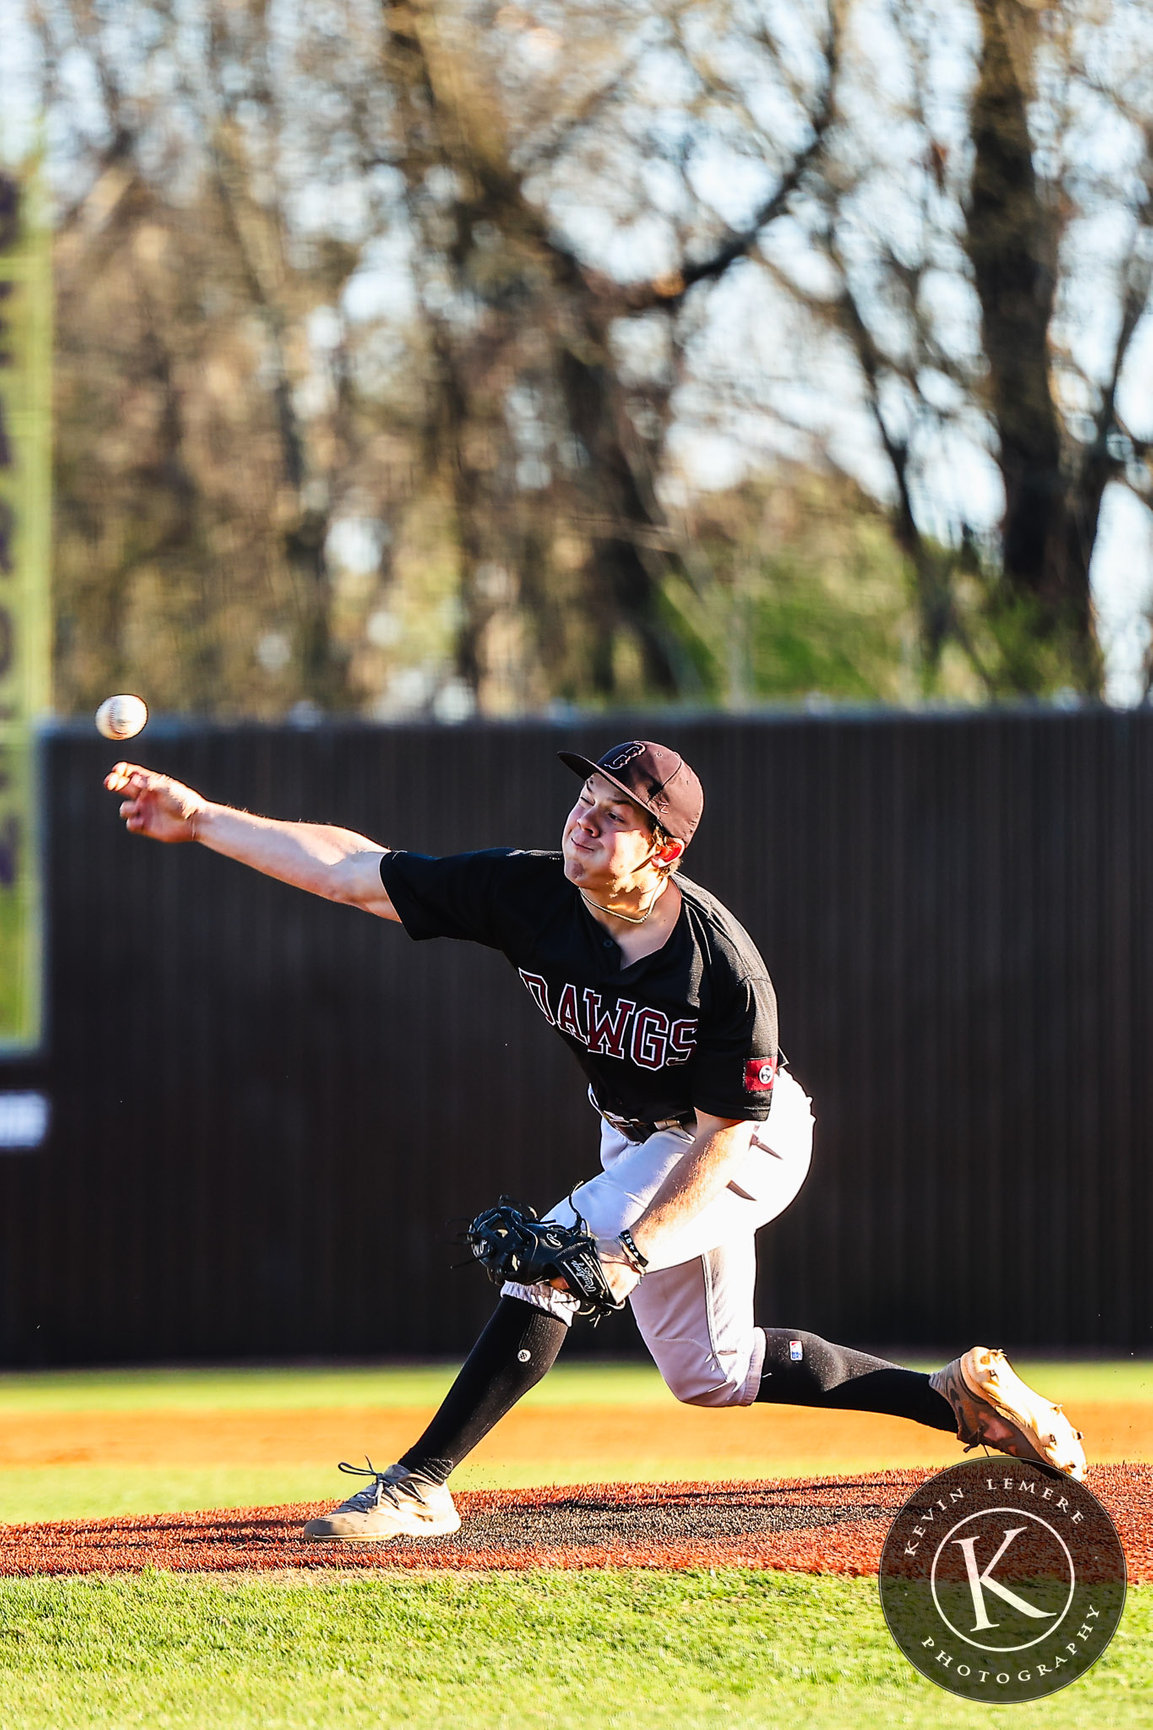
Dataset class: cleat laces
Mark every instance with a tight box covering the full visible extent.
[335,1458,433,1514]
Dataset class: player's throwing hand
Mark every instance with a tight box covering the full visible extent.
[592,1237,645,1304]
[104,764,207,843]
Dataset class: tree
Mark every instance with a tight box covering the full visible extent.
[34,0,842,715]
[377,0,836,708]
[25,0,1153,715]
[676,468,921,704]
[753,0,1153,696]
[38,0,406,717]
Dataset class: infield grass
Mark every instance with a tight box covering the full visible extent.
[2,1364,1150,1729]
[2,1357,1149,1413]
[0,1570,1148,1730]
[2,1359,1150,1524]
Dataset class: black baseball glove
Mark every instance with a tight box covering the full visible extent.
[464,1198,623,1321]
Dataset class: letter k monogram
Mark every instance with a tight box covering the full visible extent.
[952,1528,1060,1633]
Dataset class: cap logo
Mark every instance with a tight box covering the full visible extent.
[603,742,646,772]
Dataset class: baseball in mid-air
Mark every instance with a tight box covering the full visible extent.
[95,694,149,741]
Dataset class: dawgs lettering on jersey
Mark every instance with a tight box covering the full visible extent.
[517,971,698,1071]
[378,847,780,1123]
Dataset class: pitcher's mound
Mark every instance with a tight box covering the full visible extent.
[3,1465,1149,1577]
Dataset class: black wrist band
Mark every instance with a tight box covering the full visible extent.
[618,1228,649,1272]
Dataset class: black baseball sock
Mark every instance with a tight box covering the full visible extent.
[399,1297,570,1484]
[755,1329,956,1431]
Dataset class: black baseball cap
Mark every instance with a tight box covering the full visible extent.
[558,740,704,846]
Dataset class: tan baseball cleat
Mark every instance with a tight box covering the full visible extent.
[302,1461,460,1541]
[929,1346,1086,1481]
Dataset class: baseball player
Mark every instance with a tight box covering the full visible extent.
[105,739,1085,1541]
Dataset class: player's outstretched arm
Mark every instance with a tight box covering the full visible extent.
[103,763,399,920]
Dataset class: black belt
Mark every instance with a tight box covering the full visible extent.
[597,1104,695,1143]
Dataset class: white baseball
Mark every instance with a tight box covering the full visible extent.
[95,694,149,741]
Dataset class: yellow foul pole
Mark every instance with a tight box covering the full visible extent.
[0,160,51,1053]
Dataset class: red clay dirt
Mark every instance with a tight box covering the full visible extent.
[2,1465,1148,1578]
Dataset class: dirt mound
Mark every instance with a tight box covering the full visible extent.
[2,1465,1147,1577]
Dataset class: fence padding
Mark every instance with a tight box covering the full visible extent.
[0,709,1149,1362]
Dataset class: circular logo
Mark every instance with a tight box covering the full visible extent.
[879,1460,1126,1702]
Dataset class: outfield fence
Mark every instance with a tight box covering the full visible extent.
[0,707,1150,1363]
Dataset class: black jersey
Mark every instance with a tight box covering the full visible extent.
[379,848,779,1124]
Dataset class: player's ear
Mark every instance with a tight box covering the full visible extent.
[658,838,685,868]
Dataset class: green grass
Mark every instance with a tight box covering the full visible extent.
[0,1361,674,1414]
[2,1360,1148,1525]
[0,1364,699,1523]
[3,1467,339,1525]
[0,1570,1148,1730]
[994,1361,1153,1403]
[2,1364,1151,1728]
[5,1459,715,1526]
[1,1356,1145,1414]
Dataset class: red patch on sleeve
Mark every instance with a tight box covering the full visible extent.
[744,1057,777,1092]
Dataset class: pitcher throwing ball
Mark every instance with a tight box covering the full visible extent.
[106,740,1085,1539]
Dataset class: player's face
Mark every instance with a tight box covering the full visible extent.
[561,775,659,888]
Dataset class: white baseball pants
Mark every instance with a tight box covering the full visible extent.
[502,1068,815,1408]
